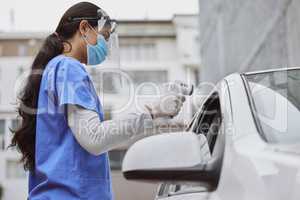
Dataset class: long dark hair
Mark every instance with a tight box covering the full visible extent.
[9,2,100,171]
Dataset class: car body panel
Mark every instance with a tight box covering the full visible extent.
[154,68,300,200]
[210,72,300,200]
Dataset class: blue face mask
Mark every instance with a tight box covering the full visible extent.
[85,34,108,65]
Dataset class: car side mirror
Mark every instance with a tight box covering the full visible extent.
[122,132,221,191]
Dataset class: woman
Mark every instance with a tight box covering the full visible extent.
[10,2,184,200]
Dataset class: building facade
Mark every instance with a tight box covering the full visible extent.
[0,15,200,200]
[199,0,300,83]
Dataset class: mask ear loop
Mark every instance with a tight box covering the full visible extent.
[81,28,92,47]
[82,24,100,46]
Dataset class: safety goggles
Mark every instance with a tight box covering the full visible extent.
[68,8,118,35]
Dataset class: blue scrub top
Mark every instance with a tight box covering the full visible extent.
[28,55,113,200]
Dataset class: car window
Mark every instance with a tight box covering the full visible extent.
[172,184,207,195]
[192,92,222,153]
[156,183,206,198]
[156,184,177,198]
[244,69,300,144]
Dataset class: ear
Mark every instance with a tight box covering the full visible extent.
[79,20,90,37]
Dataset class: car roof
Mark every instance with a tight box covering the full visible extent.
[243,67,300,75]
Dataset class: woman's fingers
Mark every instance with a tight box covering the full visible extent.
[161,94,184,117]
[145,93,186,119]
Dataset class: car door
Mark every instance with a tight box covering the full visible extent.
[210,71,300,200]
[155,82,229,200]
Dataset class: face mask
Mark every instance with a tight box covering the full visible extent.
[84,29,108,65]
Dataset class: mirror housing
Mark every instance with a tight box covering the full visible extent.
[122,132,222,191]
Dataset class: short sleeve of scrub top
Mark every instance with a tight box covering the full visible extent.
[54,57,100,114]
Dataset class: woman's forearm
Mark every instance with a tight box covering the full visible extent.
[67,104,155,155]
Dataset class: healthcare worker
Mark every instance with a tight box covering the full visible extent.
[9,2,185,200]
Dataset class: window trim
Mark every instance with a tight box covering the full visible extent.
[241,74,269,142]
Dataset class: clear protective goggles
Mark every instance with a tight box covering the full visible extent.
[68,8,118,40]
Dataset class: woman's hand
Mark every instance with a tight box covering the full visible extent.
[145,93,186,119]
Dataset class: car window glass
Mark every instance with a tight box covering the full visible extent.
[157,183,170,197]
[245,69,300,143]
[161,183,206,197]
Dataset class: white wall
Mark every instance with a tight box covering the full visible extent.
[199,0,300,83]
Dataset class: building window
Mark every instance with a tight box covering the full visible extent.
[102,72,120,94]
[0,120,5,150]
[89,70,167,95]
[18,44,28,56]
[6,160,26,179]
[88,69,119,94]
[127,70,168,95]
[120,43,157,62]
[11,119,20,131]
[108,150,127,170]
[127,70,167,84]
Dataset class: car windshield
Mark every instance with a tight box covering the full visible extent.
[244,69,300,144]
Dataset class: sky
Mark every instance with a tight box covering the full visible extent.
[0,0,198,32]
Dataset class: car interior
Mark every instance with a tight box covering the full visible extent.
[192,92,222,153]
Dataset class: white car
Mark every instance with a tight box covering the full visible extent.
[122,67,300,200]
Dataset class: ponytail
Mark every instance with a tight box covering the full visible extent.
[9,33,63,171]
